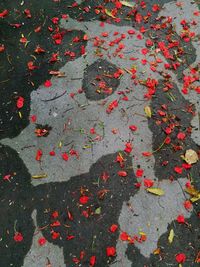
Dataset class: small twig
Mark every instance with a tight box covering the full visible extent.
[41,91,67,102]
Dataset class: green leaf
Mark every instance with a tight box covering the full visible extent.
[95,207,101,214]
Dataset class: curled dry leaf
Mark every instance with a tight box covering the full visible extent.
[184,149,198,164]
[146,187,165,196]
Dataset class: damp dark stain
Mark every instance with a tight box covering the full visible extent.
[82,59,120,101]
[0,145,137,267]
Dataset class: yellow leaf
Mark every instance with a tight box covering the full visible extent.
[146,188,165,196]
[105,9,115,18]
[120,1,135,7]
[144,106,152,118]
[185,186,200,202]
[139,231,146,236]
[191,196,200,202]
[18,111,22,118]
[168,229,174,244]
[153,247,161,255]
[83,145,91,149]
[58,141,62,148]
[32,174,47,179]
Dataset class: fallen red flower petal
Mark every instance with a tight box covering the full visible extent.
[142,151,152,157]
[35,149,43,161]
[44,80,52,87]
[177,214,185,224]
[109,224,118,233]
[89,255,96,266]
[51,211,59,218]
[67,210,73,221]
[136,169,144,177]
[38,237,46,246]
[184,200,192,210]
[124,142,132,153]
[120,232,130,241]
[174,166,183,174]
[30,115,37,123]
[50,220,61,227]
[79,195,89,205]
[24,9,32,18]
[16,96,24,109]
[129,125,137,131]
[62,152,69,161]
[51,231,60,240]
[144,179,154,188]
[117,170,127,177]
[177,132,186,140]
[175,253,186,263]
[67,235,75,240]
[0,9,8,18]
[106,100,118,114]
[14,232,23,242]
[0,44,5,52]
[49,151,56,156]
[106,247,116,257]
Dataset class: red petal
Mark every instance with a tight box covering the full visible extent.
[62,152,69,161]
[175,253,186,263]
[79,195,89,204]
[89,256,96,267]
[16,96,24,109]
[176,214,185,224]
[144,179,154,188]
[44,80,52,87]
[117,170,127,177]
[106,247,116,257]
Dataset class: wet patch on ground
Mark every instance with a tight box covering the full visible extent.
[82,59,120,101]
[0,144,137,267]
